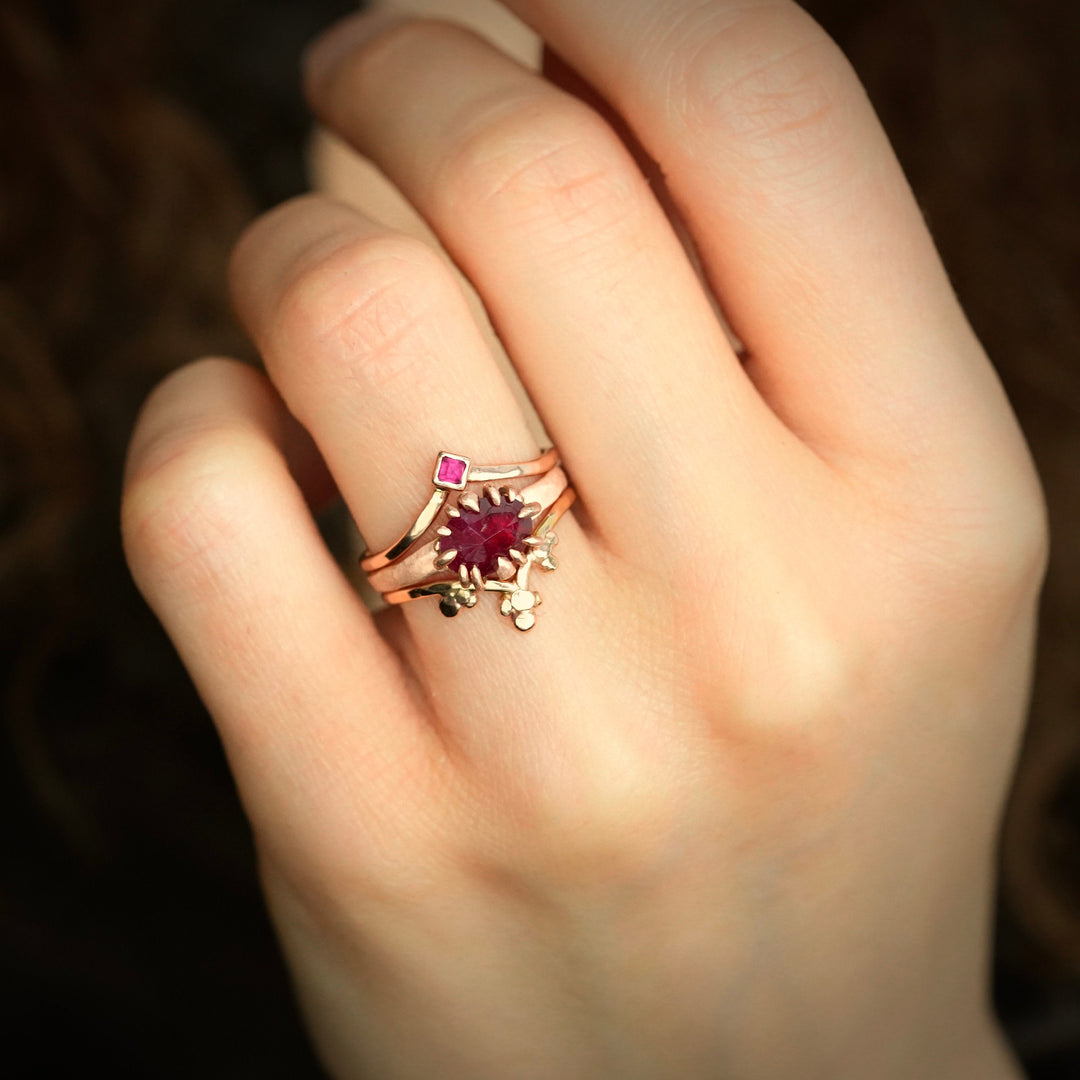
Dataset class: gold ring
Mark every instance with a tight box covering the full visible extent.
[360,449,574,632]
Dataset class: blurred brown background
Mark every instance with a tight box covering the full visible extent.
[0,0,1077,1076]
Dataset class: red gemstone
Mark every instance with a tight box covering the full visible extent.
[436,454,468,486]
[445,495,534,577]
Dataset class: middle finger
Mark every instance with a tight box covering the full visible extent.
[305,15,789,551]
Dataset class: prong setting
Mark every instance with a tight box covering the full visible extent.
[371,452,575,632]
[433,548,458,569]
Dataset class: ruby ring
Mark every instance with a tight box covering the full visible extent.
[361,449,574,632]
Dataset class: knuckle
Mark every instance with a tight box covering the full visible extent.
[483,746,691,895]
[122,411,257,596]
[674,5,856,177]
[930,489,1051,604]
[436,91,638,243]
[273,232,451,389]
[334,16,464,88]
[1012,494,1052,588]
[729,596,857,735]
[856,475,1051,638]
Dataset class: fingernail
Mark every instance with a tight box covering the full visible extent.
[303,9,409,96]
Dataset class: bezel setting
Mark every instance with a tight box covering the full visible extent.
[433,451,471,491]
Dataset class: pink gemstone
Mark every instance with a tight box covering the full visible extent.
[445,495,534,577]
[436,454,467,486]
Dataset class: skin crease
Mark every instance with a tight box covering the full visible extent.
[121,1,1047,1078]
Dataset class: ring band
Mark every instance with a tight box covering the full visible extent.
[365,465,569,593]
[360,448,574,632]
[359,447,559,572]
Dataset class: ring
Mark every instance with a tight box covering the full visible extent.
[360,449,575,632]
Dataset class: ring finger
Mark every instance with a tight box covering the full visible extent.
[229,194,596,663]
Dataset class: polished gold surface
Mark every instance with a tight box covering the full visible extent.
[358,488,447,572]
[433,548,457,569]
[367,468,568,594]
[467,446,557,482]
[358,447,558,572]
[365,447,573,631]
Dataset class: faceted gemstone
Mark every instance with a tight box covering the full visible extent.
[435,454,468,487]
[444,495,534,577]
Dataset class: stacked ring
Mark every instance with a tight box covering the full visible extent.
[360,448,575,632]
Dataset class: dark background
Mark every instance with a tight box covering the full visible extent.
[1,0,1079,1076]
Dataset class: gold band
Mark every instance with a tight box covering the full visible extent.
[359,447,573,632]
[365,466,569,594]
[359,446,559,572]
[382,484,575,596]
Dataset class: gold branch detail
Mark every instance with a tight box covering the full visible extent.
[483,531,560,632]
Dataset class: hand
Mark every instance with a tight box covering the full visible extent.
[121,2,1046,1077]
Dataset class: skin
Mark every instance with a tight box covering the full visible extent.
[121,1,1046,1077]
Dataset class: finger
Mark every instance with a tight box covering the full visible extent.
[493,0,1027,481]
[282,386,341,513]
[363,0,541,68]
[303,15,789,546]
[228,193,597,656]
[308,130,551,447]
[122,357,437,842]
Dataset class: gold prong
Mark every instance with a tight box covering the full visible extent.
[436,525,452,537]
[434,549,458,569]
[459,564,469,584]
[518,501,542,518]
[509,548,528,565]
[483,484,501,505]
[470,566,485,588]
[459,491,480,513]
[496,556,516,580]
[447,506,461,518]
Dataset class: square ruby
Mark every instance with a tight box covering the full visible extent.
[434,452,470,489]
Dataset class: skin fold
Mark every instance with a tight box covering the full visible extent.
[122,1,1046,1077]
